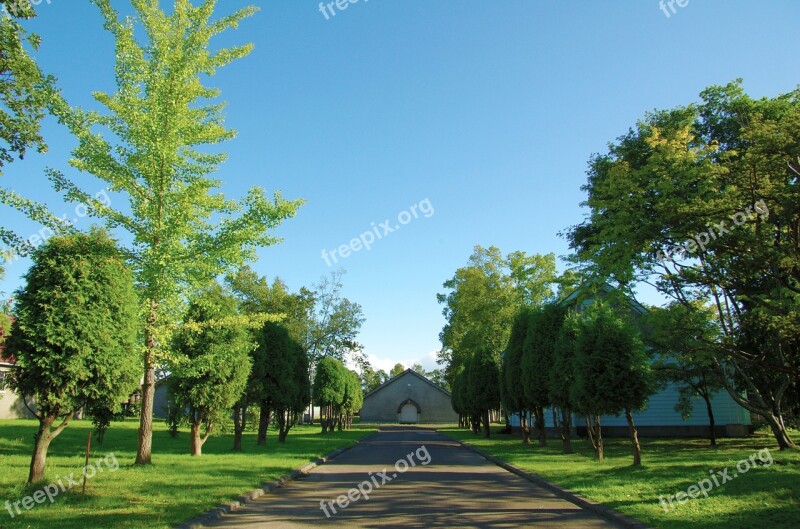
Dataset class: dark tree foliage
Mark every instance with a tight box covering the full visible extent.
[170,284,253,456]
[568,81,800,449]
[645,302,726,446]
[549,313,581,454]
[313,357,347,434]
[521,303,566,446]
[501,309,533,443]
[469,348,501,438]
[5,230,138,483]
[253,322,310,443]
[0,2,50,171]
[571,303,653,465]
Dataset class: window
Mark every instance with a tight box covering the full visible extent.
[0,370,7,392]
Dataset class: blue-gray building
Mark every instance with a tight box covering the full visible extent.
[509,282,751,438]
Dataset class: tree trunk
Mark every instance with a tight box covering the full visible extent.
[257,401,270,445]
[192,420,208,456]
[29,415,54,484]
[559,408,573,454]
[136,301,159,466]
[520,412,532,444]
[702,393,717,447]
[29,411,74,484]
[321,405,329,434]
[232,401,247,451]
[765,412,797,450]
[625,407,642,466]
[501,409,512,434]
[585,414,604,461]
[278,410,290,442]
[483,410,491,438]
[535,407,547,446]
[716,360,797,450]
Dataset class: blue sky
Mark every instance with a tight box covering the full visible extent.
[2,0,799,373]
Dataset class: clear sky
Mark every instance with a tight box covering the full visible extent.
[1,0,799,373]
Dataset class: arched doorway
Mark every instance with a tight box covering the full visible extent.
[397,399,421,424]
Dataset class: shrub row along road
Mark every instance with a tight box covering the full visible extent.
[207,427,624,528]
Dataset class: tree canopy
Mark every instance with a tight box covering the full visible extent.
[4,230,139,482]
[12,0,304,465]
[169,284,253,456]
[568,81,799,449]
[437,246,557,385]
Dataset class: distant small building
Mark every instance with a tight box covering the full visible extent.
[0,319,35,420]
[360,369,458,424]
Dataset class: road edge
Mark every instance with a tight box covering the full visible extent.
[441,432,654,529]
[174,430,381,529]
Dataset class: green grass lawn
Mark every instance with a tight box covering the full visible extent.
[0,419,375,529]
[443,427,800,529]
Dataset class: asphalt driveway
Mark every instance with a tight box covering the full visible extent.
[205,427,625,528]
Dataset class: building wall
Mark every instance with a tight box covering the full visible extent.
[0,366,36,419]
[508,385,751,437]
[153,380,169,419]
[360,371,458,424]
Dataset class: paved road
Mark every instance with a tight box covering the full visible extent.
[206,427,624,528]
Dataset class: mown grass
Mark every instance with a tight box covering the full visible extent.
[443,426,800,529]
[0,419,375,529]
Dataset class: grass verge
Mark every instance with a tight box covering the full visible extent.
[0,419,374,529]
[442,426,800,529]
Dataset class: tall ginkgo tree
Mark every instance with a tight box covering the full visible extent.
[35,0,303,465]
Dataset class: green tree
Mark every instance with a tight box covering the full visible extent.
[549,313,581,454]
[169,284,253,456]
[306,271,365,364]
[24,1,304,465]
[425,368,449,391]
[390,362,406,378]
[304,271,365,423]
[468,348,501,438]
[265,326,310,443]
[3,230,139,483]
[360,363,389,392]
[340,369,363,430]
[568,81,799,449]
[646,302,726,446]
[250,322,310,444]
[450,366,470,429]
[0,2,61,272]
[571,303,653,464]
[313,357,346,434]
[501,309,532,443]
[521,303,566,446]
[437,246,557,386]
[227,267,315,346]
[0,2,48,172]
[284,339,311,440]
[226,268,313,446]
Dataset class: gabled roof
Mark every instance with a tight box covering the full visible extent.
[559,280,648,315]
[363,368,451,399]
